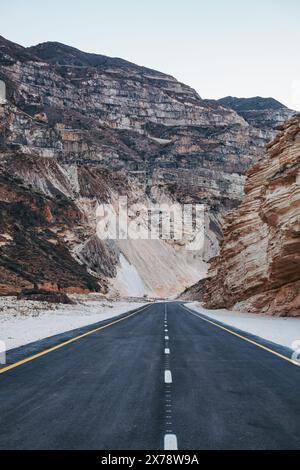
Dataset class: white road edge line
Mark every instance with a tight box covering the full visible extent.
[182,304,300,369]
[164,433,178,450]
[164,370,172,383]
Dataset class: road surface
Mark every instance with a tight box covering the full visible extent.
[0,302,299,450]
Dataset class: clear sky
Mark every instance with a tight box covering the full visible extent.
[1,0,299,110]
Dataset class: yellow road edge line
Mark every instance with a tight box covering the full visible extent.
[0,304,151,375]
[182,305,300,368]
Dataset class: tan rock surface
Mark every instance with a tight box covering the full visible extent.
[203,115,300,316]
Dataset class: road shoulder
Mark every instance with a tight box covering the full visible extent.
[1,302,151,370]
[184,302,299,363]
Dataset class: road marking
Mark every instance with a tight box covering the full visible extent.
[182,305,300,368]
[164,370,172,383]
[0,304,151,375]
[163,302,178,448]
[164,434,178,450]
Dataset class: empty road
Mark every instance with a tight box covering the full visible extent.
[0,302,299,450]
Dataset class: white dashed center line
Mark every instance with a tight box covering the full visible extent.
[163,303,178,450]
[164,434,178,451]
[164,370,172,383]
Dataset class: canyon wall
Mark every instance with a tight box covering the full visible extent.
[203,115,300,316]
[0,35,295,296]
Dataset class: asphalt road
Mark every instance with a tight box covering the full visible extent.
[0,302,299,450]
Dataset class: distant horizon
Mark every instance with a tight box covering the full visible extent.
[1,0,299,111]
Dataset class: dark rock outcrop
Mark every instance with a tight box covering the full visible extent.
[178,278,207,301]
[17,288,74,304]
[217,96,293,131]
[0,160,102,295]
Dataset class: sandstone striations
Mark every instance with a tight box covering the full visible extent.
[203,115,300,316]
[0,35,296,297]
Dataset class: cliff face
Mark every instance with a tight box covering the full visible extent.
[203,115,300,316]
[0,35,296,296]
[218,96,294,132]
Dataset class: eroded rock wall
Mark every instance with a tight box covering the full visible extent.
[203,116,300,316]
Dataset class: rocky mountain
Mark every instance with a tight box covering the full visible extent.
[217,96,293,131]
[202,115,300,316]
[0,35,296,297]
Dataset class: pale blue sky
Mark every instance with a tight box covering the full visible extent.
[1,0,299,110]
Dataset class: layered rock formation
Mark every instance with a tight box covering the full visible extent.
[203,115,300,316]
[218,96,294,133]
[0,153,101,294]
[0,35,296,296]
